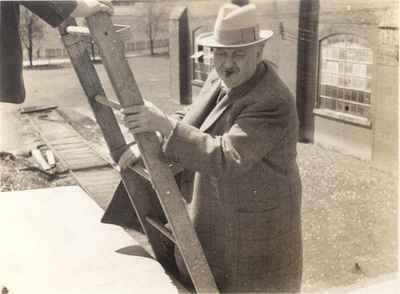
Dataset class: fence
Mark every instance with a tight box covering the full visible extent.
[28,38,169,61]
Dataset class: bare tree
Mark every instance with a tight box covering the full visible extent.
[19,7,44,67]
[144,3,167,55]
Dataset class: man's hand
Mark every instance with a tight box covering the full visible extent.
[118,144,141,170]
[71,0,113,17]
[122,101,176,137]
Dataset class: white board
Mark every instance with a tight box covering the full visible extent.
[0,186,178,294]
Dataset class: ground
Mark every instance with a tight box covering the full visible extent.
[0,55,397,293]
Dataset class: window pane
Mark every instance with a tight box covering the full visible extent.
[331,100,337,110]
[351,90,358,101]
[338,87,344,98]
[337,101,344,111]
[344,77,351,87]
[358,106,364,116]
[358,91,364,103]
[320,96,328,108]
[318,34,372,118]
[332,86,338,98]
[365,92,371,104]
[326,85,331,97]
[345,89,351,100]
[327,61,339,73]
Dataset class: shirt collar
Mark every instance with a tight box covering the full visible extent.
[226,62,267,99]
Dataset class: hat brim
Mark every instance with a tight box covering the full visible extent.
[197,30,273,48]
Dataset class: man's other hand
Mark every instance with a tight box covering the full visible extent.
[121,101,175,137]
[71,0,113,17]
[118,144,141,170]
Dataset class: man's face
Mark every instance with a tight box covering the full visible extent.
[213,45,260,89]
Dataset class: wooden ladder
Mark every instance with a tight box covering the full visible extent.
[59,13,219,294]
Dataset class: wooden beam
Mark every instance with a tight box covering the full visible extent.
[85,13,219,293]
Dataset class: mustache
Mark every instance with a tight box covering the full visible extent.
[219,66,240,77]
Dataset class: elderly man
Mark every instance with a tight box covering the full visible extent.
[120,3,302,293]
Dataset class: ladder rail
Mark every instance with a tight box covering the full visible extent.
[59,16,176,274]
[60,14,219,294]
[85,13,219,293]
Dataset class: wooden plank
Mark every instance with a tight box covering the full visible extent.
[61,154,105,161]
[20,105,58,114]
[52,142,89,149]
[0,187,178,294]
[77,170,120,179]
[86,181,120,189]
[26,111,121,212]
[52,143,89,149]
[56,149,94,156]
[85,13,219,293]
[58,18,175,273]
[79,175,120,183]
[42,134,79,141]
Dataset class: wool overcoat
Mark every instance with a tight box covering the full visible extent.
[0,1,76,104]
[164,61,303,293]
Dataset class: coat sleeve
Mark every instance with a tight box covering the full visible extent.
[21,1,77,27]
[163,97,290,179]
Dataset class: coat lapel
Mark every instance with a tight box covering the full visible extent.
[183,62,268,132]
[199,62,269,132]
[182,72,221,128]
[199,93,232,132]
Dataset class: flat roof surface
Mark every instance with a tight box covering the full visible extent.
[0,186,178,294]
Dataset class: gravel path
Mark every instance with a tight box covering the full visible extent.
[298,142,397,292]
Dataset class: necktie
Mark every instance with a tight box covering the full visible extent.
[216,87,228,104]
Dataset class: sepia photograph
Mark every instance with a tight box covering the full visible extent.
[0,0,398,293]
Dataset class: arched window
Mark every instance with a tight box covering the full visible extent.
[317,34,373,119]
[193,43,214,83]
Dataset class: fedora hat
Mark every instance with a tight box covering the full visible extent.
[197,3,273,48]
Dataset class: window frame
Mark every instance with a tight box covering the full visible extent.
[315,33,374,128]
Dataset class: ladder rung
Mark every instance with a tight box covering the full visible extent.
[128,163,181,182]
[145,216,176,244]
[66,25,90,36]
[114,24,130,34]
[128,164,151,181]
[66,24,130,40]
[95,95,122,110]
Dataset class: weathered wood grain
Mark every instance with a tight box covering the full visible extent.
[86,13,219,293]
[57,14,218,293]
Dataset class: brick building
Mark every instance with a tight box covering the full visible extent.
[22,0,398,174]
[192,0,398,175]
